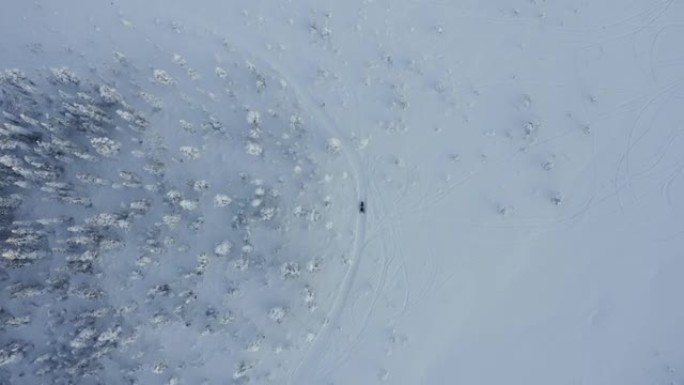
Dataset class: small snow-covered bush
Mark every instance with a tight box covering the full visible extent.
[246,110,261,126]
[281,262,301,279]
[326,137,342,154]
[268,306,287,324]
[213,194,232,207]
[214,240,233,256]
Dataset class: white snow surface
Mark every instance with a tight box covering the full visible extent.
[1,1,684,384]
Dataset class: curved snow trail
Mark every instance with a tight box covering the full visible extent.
[281,81,368,385]
[210,36,373,385]
[277,74,369,385]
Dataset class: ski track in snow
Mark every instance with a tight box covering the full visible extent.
[230,40,373,385]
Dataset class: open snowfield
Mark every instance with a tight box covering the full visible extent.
[1,0,684,384]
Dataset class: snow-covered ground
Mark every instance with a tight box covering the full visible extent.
[2,1,684,384]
